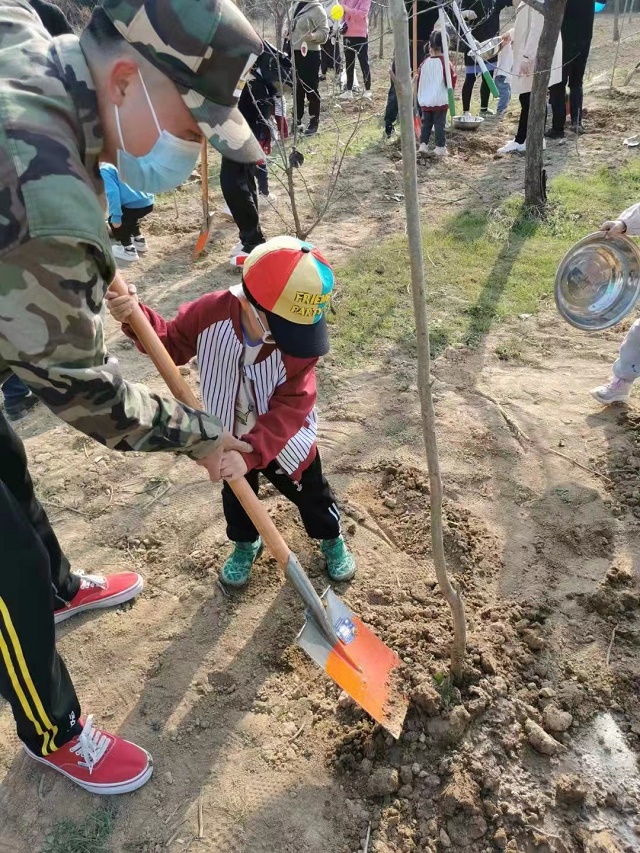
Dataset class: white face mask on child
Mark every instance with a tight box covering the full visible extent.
[115,71,201,194]
[249,303,276,345]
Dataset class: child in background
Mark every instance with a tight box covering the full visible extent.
[495,29,514,115]
[416,30,456,157]
[99,163,154,262]
[105,236,356,587]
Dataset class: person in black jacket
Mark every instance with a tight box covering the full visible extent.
[461,0,512,116]
[546,0,595,137]
[30,0,73,35]
[220,48,290,266]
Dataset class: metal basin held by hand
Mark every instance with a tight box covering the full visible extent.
[554,232,640,331]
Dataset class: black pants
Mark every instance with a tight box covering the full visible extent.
[384,81,398,132]
[549,49,590,131]
[0,411,81,755]
[222,451,340,543]
[294,49,321,126]
[220,158,266,253]
[515,92,531,144]
[420,110,446,147]
[108,204,153,247]
[462,56,493,112]
[344,37,371,91]
[321,37,341,75]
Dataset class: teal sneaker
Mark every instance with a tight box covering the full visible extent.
[220,539,263,587]
[321,536,356,582]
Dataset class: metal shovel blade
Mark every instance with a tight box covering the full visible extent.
[296,587,408,738]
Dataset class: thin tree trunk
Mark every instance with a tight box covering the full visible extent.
[379,4,385,59]
[614,0,621,41]
[388,0,467,684]
[524,0,567,211]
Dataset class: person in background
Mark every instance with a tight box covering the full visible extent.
[288,0,329,135]
[547,0,595,139]
[497,0,562,154]
[495,28,514,116]
[2,373,40,422]
[339,0,372,100]
[29,0,73,35]
[416,30,456,157]
[384,59,399,138]
[461,0,512,118]
[221,50,280,266]
[591,204,640,405]
[100,163,154,262]
[320,0,342,82]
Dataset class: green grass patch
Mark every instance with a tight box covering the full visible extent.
[330,161,640,365]
[41,804,117,853]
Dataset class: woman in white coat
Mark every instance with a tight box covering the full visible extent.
[497,1,562,154]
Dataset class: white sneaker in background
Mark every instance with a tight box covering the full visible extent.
[363,90,373,100]
[590,377,633,405]
[259,192,277,207]
[111,244,138,262]
[339,90,354,100]
[133,236,148,254]
[418,142,429,154]
[434,146,449,157]
[497,139,526,155]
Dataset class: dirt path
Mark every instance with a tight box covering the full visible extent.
[2,15,640,853]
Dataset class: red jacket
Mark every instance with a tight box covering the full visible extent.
[123,291,319,480]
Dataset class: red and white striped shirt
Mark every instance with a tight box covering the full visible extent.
[123,291,319,480]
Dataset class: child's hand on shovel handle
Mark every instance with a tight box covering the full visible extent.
[105,282,138,323]
[219,449,249,482]
[197,432,252,482]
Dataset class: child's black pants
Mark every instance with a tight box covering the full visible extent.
[222,450,340,543]
[109,204,153,247]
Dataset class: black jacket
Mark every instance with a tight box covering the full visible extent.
[562,0,595,53]
[462,0,512,45]
[30,0,73,35]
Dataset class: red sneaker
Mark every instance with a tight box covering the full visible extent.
[24,716,153,795]
[54,572,143,624]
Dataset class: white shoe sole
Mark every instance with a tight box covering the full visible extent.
[590,389,630,405]
[54,575,144,625]
[24,744,153,795]
[133,244,148,254]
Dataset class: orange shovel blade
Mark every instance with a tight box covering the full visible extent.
[192,220,211,260]
[296,588,408,738]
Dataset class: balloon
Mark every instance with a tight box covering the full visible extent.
[595,1,606,10]
[330,4,344,20]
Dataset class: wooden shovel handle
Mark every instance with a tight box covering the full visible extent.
[110,271,291,567]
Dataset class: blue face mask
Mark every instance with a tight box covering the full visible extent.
[115,71,202,194]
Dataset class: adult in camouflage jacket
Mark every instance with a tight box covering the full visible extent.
[0,0,262,795]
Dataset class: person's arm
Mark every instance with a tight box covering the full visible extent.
[118,293,225,368]
[450,61,457,90]
[0,237,223,458]
[601,202,640,237]
[241,358,318,472]
[100,167,123,225]
[308,7,330,44]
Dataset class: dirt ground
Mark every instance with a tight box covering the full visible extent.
[3,13,640,853]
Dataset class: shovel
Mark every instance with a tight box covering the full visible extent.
[450,2,499,101]
[192,141,212,260]
[109,273,408,738]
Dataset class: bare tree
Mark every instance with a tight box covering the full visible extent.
[388,0,467,684]
[522,0,568,211]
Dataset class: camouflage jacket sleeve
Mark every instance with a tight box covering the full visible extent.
[0,236,223,458]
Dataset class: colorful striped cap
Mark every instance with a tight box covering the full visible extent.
[241,236,334,358]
